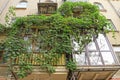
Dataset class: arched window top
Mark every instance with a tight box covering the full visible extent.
[94,2,106,12]
[94,2,104,10]
[16,0,28,9]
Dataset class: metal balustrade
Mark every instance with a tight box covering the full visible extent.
[37,3,57,15]
[14,53,66,66]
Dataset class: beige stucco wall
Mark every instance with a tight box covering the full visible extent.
[89,0,120,45]
[0,0,16,24]
[108,0,120,45]
[0,0,64,24]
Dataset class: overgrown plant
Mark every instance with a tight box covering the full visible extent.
[5,6,16,27]
[66,59,77,71]
[0,2,112,79]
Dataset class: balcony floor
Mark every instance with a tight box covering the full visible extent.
[73,65,120,80]
[17,65,120,80]
[0,64,119,80]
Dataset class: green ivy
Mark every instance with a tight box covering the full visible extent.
[66,59,77,71]
[0,2,112,79]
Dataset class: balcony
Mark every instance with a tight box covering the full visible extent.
[10,34,119,80]
[69,34,120,80]
[37,2,57,15]
[12,53,67,80]
[13,53,66,66]
[0,33,119,80]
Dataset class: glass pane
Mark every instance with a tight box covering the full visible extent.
[34,41,40,52]
[88,52,103,65]
[116,52,120,63]
[101,52,115,65]
[16,1,27,8]
[96,34,110,51]
[87,42,97,51]
[113,46,120,52]
[72,40,81,52]
[73,52,88,65]
[24,35,32,52]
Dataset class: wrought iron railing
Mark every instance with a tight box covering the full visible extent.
[14,53,66,66]
[37,3,57,15]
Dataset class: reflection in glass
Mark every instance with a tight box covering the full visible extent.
[87,42,97,51]
[24,35,32,52]
[89,52,102,65]
[101,52,115,65]
[73,34,117,66]
[97,34,110,51]
[16,1,27,8]
[73,52,88,65]
[94,3,104,10]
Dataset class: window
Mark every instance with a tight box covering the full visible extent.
[94,2,106,12]
[23,28,40,52]
[107,19,117,31]
[73,34,117,66]
[38,3,57,14]
[16,1,28,9]
[113,46,120,63]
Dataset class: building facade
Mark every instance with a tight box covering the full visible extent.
[0,0,120,80]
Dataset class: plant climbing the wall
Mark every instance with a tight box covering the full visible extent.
[0,1,112,79]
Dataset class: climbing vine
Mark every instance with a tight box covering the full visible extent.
[0,2,112,79]
[5,6,16,27]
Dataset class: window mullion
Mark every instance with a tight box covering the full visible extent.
[85,46,91,65]
[94,36,105,65]
[105,35,119,64]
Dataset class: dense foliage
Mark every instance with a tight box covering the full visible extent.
[0,2,111,78]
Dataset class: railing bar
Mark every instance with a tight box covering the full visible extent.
[14,53,66,66]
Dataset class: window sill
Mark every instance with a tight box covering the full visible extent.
[16,7,27,9]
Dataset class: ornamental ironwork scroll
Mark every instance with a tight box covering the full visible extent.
[38,3,57,14]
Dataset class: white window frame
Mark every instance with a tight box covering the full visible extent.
[113,46,120,63]
[16,1,28,9]
[73,34,117,66]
